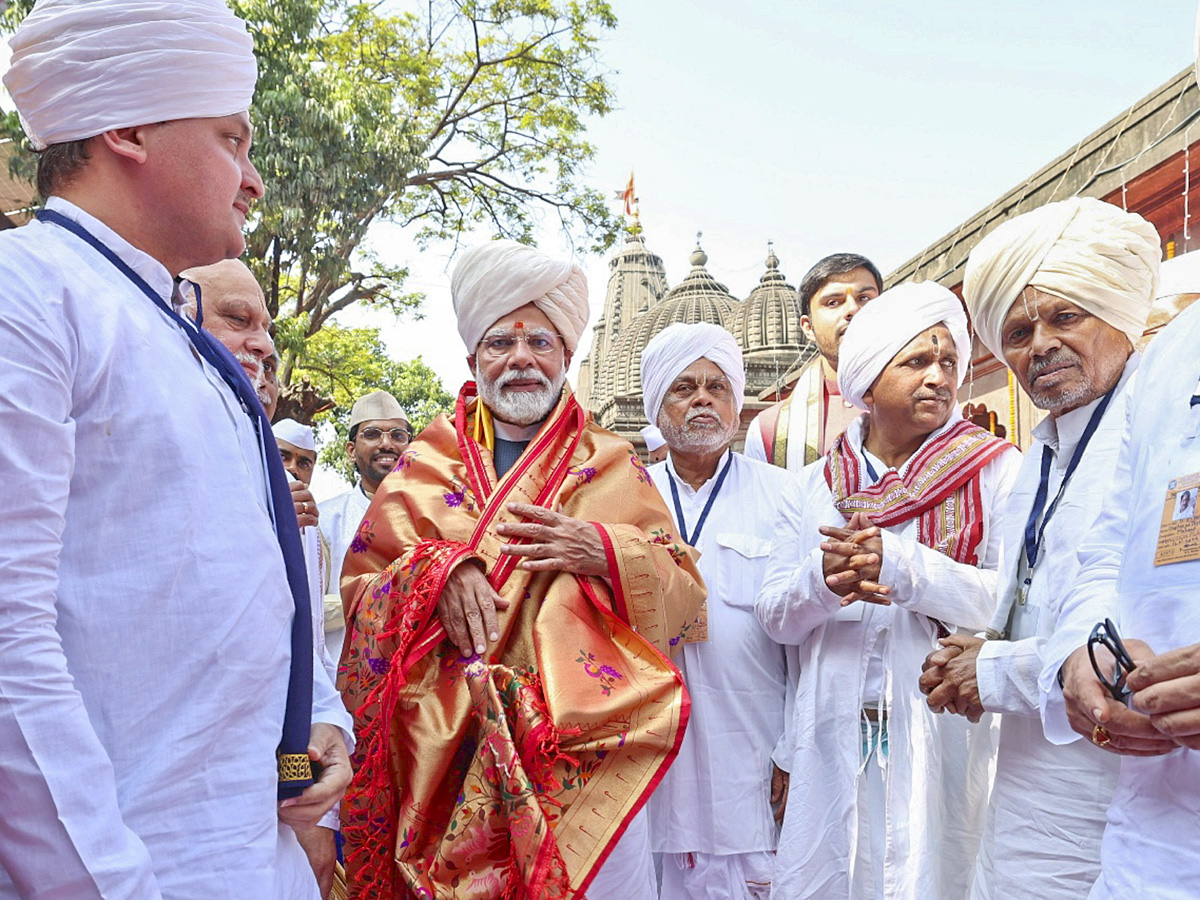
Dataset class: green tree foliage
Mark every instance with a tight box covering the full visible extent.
[2,0,619,419]
[290,324,456,484]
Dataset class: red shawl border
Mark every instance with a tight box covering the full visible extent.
[348,385,632,897]
[824,418,1010,566]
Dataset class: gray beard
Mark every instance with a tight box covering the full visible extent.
[235,351,270,406]
[657,406,738,454]
[476,366,565,427]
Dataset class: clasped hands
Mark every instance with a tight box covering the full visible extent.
[1060,639,1200,756]
[920,635,986,722]
[820,511,890,606]
[436,502,608,657]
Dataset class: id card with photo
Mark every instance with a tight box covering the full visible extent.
[1154,472,1200,565]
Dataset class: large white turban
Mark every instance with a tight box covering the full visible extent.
[963,198,1160,362]
[451,240,589,354]
[640,322,746,424]
[837,282,970,410]
[272,418,316,453]
[4,0,257,151]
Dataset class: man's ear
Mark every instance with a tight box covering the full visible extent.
[466,354,477,374]
[563,348,573,369]
[861,388,873,409]
[99,125,155,165]
[799,315,815,342]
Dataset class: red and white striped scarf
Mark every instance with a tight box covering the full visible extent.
[824,418,1011,565]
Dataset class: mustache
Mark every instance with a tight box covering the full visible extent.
[685,406,722,423]
[496,367,551,389]
[913,388,952,402]
[1028,348,1081,378]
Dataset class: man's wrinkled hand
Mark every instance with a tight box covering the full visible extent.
[769,763,789,825]
[290,480,318,528]
[1059,640,1176,756]
[496,502,608,577]
[278,723,352,829]
[437,561,510,657]
[820,512,889,605]
[920,635,985,721]
[1127,641,1200,750]
[294,825,337,899]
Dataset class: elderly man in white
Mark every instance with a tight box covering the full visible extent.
[918,197,1160,900]
[640,323,793,900]
[757,283,1020,900]
[0,2,350,898]
[1040,240,1200,895]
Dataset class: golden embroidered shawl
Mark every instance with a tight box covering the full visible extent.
[339,385,706,900]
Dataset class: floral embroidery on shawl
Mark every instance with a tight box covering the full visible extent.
[649,527,687,566]
[443,475,478,511]
[568,464,597,484]
[628,450,652,485]
[575,650,624,695]
[350,518,374,554]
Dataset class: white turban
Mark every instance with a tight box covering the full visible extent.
[640,425,666,452]
[451,240,589,354]
[4,0,257,151]
[272,418,315,453]
[1157,250,1200,299]
[640,322,746,424]
[837,282,970,410]
[963,198,1160,362]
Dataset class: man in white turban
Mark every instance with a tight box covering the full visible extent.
[918,197,1159,900]
[335,242,705,900]
[757,282,1020,900]
[640,424,668,463]
[639,322,793,900]
[0,1,351,898]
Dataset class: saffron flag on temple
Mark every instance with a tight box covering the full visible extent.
[614,170,636,216]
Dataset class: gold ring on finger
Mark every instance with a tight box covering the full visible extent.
[1092,724,1111,747]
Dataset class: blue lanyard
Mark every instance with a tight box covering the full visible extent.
[862,453,882,485]
[668,452,734,546]
[37,209,316,799]
[1022,386,1115,577]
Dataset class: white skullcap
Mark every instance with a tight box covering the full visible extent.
[4,0,257,151]
[640,322,746,424]
[1157,250,1200,299]
[837,282,970,410]
[963,198,1160,362]
[349,391,409,431]
[640,425,666,452]
[272,418,316,453]
[452,240,589,354]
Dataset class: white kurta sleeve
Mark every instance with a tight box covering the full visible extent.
[880,447,1021,633]
[1038,399,1134,744]
[0,279,162,898]
[756,477,843,645]
[743,412,768,463]
[976,636,1045,717]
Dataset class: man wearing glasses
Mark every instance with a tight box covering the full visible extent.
[922,197,1159,900]
[335,239,706,900]
[319,390,412,665]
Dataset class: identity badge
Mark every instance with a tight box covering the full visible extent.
[1154,472,1200,565]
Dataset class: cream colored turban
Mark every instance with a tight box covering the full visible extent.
[963,198,1160,362]
[451,240,589,354]
[640,322,746,423]
[4,0,257,151]
[837,282,970,410]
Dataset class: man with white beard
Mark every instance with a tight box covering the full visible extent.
[335,240,706,899]
[640,322,792,900]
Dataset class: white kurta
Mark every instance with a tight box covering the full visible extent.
[0,199,350,900]
[1040,300,1200,900]
[971,359,1136,900]
[647,451,793,856]
[756,414,1020,900]
[318,483,372,664]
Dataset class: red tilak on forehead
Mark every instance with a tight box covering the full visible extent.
[514,321,524,329]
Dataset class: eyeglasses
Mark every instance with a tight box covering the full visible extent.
[1088,618,1135,704]
[357,427,410,443]
[477,329,564,358]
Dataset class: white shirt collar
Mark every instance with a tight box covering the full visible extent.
[1031,352,1139,464]
[44,197,177,304]
[665,447,734,500]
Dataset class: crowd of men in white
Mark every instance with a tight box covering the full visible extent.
[2,1,1200,899]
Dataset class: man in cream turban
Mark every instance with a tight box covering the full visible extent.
[638,322,794,900]
[757,282,1020,900]
[918,197,1159,900]
[0,2,351,898]
[337,240,706,900]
